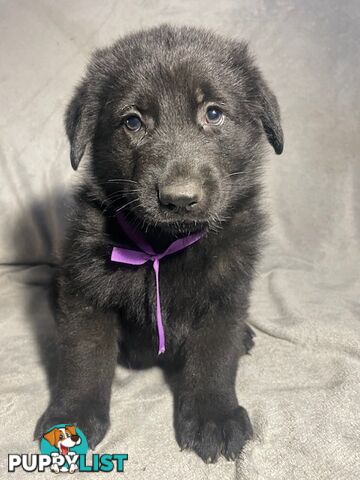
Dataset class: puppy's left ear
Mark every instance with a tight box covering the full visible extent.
[230,42,284,155]
[66,425,77,436]
[254,75,284,155]
[65,81,96,170]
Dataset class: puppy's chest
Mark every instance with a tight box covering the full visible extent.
[105,218,208,321]
[115,255,202,321]
[109,254,204,358]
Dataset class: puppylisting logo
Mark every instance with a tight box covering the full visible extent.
[8,424,128,474]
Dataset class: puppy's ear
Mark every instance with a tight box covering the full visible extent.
[43,428,58,446]
[254,75,284,155]
[66,425,77,436]
[65,82,96,170]
[231,42,284,155]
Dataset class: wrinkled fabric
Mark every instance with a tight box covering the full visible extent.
[0,1,359,479]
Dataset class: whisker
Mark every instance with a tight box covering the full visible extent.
[226,171,246,178]
[115,198,141,213]
[105,189,140,199]
[106,179,138,184]
[101,189,141,209]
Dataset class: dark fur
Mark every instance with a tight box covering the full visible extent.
[35,25,283,462]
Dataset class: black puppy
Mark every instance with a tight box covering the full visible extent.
[35,25,283,463]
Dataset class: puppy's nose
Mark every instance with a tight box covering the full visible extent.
[71,435,80,442]
[158,182,203,211]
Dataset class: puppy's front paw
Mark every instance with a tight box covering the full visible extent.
[50,463,60,473]
[75,411,110,449]
[175,398,253,463]
[69,463,78,473]
[34,405,110,450]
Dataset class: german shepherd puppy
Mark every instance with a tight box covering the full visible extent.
[35,25,283,463]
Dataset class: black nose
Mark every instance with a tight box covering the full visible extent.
[71,435,79,442]
[158,182,203,211]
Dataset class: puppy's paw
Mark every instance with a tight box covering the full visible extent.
[78,411,110,449]
[221,406,253,460]
[34,405,110,450]
[50,464,60,473]
[69,463,78,473]
[175,398,252,463]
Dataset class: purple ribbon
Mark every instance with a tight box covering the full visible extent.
[111,213,204,355]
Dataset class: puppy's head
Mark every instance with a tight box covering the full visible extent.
[43,425,80,452]
[66,25,283,233]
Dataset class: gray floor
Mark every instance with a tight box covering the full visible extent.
[0,1,359,479]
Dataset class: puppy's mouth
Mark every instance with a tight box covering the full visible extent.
[136,208,220,236]
[153,218,209,235]
[60,445,69,455]
[122,199,221,235]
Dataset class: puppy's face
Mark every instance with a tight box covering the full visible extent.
[43,425,80,454]
[66,26,283,233]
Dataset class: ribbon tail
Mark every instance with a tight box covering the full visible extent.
[153,258,165,355]
[111,247,150,265]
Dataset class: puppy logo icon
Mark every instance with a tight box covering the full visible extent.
[8,423,128,473]
[40,424,88,473]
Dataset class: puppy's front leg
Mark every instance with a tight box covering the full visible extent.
[174,320,253,463]
[34,293,118,449]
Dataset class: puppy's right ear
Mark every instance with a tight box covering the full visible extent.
[43,429,57,446]
[65,82,95,170]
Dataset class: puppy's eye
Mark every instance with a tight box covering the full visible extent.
[205,107,224,125]
[125,115,142,132]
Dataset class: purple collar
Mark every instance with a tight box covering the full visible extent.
[111,213,204,355]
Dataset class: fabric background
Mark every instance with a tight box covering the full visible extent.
[0,1,359,478]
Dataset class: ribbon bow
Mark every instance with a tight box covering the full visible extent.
[111,213,204,354]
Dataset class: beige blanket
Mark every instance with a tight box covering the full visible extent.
[0,1,359,478]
